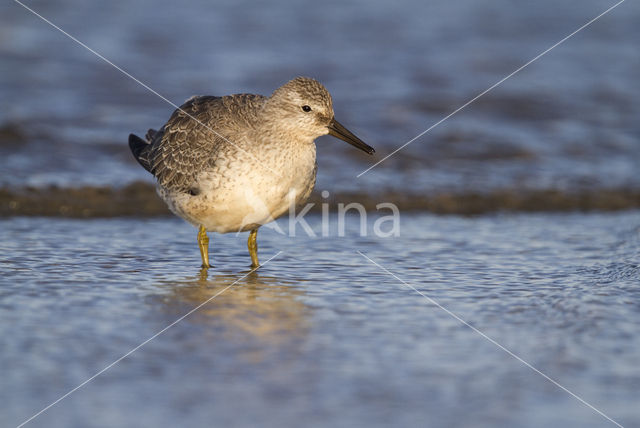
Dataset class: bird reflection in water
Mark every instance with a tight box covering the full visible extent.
[158,268,310,361]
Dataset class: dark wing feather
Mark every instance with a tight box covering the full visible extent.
[145,128,160,142]
[128,133,153,172]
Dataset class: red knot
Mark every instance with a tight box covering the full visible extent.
[129,77,374,269]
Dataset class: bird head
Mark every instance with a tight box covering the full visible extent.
[266,77,374,155]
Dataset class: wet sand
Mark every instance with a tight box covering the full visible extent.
[1,182,639,217]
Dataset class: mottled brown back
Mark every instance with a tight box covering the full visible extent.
[139,94,266,192]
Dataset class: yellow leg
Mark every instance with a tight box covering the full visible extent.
[247,228,259,268]
[197,225,210,269]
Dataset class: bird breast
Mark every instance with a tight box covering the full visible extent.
[165,138,317,233]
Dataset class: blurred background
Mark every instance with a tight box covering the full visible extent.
[1,1,640,428]
[1,0,639,198]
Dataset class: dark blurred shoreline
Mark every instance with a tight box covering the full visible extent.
[1,181,639,218]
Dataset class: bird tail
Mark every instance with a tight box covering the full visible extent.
[128,133,153,173]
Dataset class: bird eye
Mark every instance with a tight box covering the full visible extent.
[301,105,312,112]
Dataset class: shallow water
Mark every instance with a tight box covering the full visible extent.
[1,212,639,427]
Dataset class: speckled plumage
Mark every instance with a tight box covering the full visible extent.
[130,77,330,232]
[147,94,267,193]
[128,77,373,266]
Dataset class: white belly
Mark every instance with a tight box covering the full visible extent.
[158,145,317,233]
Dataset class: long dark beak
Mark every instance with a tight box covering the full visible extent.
[327,118,375,155]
